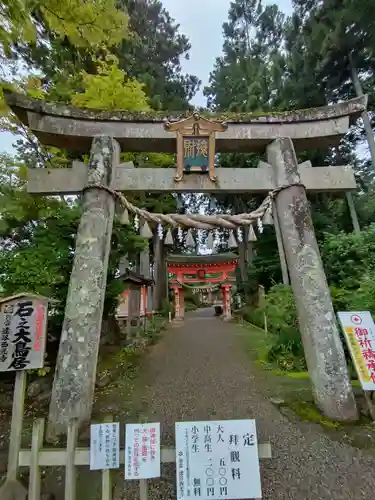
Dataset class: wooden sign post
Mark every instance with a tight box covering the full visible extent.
[0,293,49,498]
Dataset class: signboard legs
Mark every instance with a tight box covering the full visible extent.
[7,371,27,482]
[0,371,28,498]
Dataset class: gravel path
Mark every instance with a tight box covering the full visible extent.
[119,308,375,500]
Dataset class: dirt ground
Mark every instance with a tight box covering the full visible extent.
[1,309,375,499]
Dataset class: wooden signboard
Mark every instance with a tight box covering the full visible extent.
[0,294,48,372]
[164,113,227,182]
[0,293,49,497]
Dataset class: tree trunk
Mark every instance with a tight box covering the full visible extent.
[267,137,358,422]
[349,59,375,170]
[48,136,119,439]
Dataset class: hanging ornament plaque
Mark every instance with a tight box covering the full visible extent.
[164,113,227,182]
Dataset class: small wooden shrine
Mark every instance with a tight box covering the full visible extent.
[116,271,153,333]
[167,253,239,321]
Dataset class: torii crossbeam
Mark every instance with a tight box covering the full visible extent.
[26,160,356,195]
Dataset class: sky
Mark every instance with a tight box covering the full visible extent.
[162,0,293,106]
[0,0,293,154]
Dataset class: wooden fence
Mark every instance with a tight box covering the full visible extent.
[7,417,272,500]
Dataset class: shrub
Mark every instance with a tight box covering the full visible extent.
[243,284,306,371]
[264,285,306,371]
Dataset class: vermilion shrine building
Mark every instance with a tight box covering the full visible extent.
[167,253,239,321]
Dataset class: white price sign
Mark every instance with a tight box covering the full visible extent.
[175,420,261,500]
[125,423,161,479]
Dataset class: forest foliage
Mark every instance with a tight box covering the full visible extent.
[203,0,375,371]
[1,0,375,370]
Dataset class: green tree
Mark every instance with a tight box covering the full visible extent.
[289,0,375,166]
[1,0,128,54]
[6,0,200,112]
[0,154,144,355]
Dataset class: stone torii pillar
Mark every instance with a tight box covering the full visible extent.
[48,136,119,438]
[267,138,358,421]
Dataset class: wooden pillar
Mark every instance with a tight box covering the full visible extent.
[48,136,119,438]
[345,192,360,234]
[153,233,166,311]
[180,288,185,320]
[140,285,147,325]
[267,137,358,421]
[134,286,141,333]
[222,285,232,321]
[127,289,133,339]
[173,287,183,321]
[140,245,152,315]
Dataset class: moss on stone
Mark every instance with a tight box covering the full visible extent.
[282,400,343,429]
[4,90,367,125]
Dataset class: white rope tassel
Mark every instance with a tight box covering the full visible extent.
[140,220,153,239]
[165,228,174,246]
[186,229,196,248]
[263,205,273,225]
[248,224,257,242]
[228,230,238,249]
[120,207,129,225]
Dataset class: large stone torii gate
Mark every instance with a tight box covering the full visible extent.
[5,91,367,436]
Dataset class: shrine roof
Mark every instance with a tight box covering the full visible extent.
[167,253,239,266]
[4,91,368,153]
[119,270,153,287]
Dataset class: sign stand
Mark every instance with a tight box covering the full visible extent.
[0,370,28,498]
[101,415,114,500]
[7,371,27,482]
[363,391,375,421]
[140,479,148,500]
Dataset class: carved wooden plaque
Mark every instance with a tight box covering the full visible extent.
[164,113,227,182]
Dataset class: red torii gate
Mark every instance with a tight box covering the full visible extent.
[167,253,239,321]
